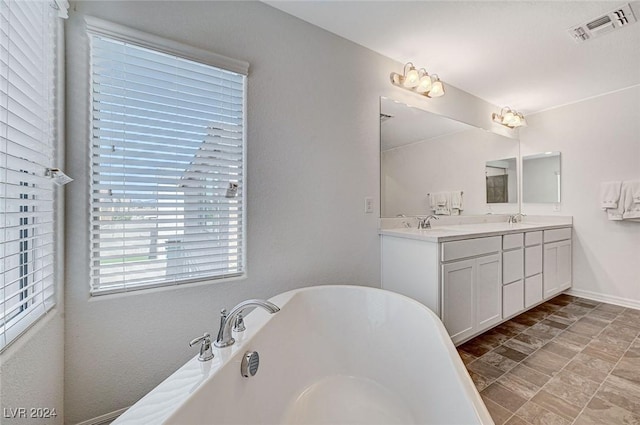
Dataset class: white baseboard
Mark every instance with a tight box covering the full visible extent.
[74,407,129,425]
[565,288,640,310]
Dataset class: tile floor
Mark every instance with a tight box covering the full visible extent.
[457,294,640,425]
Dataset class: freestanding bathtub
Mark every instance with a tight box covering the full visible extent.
[113,285,493,424]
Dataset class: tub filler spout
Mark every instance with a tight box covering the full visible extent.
[214,299,280,348]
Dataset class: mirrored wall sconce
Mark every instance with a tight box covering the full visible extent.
[390,62,445,98]
[492,107,527,128]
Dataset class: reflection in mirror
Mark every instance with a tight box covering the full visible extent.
[486,158,517,204]
[380,97,520,217]
[522,152,561,203]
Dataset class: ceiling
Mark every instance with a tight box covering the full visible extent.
[266,1,640,114]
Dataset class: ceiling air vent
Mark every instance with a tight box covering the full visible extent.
[569,3,637,42]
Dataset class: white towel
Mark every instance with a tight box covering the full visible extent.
[430,192,451,215]
[450,191,463,210]
[628,180,640,204]
[600,181,622,210]
[622,180,640,219]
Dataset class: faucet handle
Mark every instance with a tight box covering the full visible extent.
[189,333,214,362]
[233,313,246,332]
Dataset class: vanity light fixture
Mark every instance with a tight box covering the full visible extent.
[492,107,527,129]
[390,62,445,98]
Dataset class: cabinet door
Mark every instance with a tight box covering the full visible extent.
[525,245,542,277]
[503,280,525,318]
[557,240,572,291]
[543,240,572,299]
[442,259,475,343]
[525,274,543,308]
[543,242,559,299]
[503,248,524,284]
[476,253,502,332]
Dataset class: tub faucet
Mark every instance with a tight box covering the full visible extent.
[417,215,439,229]
[214,299,280,348]
[508,213,526,224]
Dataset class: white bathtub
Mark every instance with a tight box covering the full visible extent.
[113,285,492,424]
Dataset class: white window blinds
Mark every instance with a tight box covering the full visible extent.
[89,33,246,295]
[0,0,58,351]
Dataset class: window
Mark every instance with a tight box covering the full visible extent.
[88,22,248,295]
[0,0,62,351]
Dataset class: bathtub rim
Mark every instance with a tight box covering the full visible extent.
[113,284,492,425]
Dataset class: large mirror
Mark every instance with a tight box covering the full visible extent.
[380,97,520,217]
[522,152,561,203]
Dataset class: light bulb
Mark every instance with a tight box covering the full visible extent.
[416,75,432,93]
[428,77,444,97]
[503,111,515,125]
[403,66,420,88]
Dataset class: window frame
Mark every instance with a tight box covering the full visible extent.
[85,17,249,296]
[0,0,64,352]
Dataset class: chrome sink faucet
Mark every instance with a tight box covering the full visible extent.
[417,215,439,229]
[508,213,527,224]
[214,299,280,348]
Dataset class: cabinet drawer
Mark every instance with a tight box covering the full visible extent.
[525,274,543,308]
[525,245,543,277]
[503,280,524,318]
[503,233,524,250]
[442,236,501,262]
[544,228,572,243]
[503,249,524,284]
[525,231,542,246]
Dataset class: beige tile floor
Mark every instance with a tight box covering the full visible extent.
[457,294,640,425]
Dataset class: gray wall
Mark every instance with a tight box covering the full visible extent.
[65,2,385,422]
[521,85,640,306]
[64,2,501,422]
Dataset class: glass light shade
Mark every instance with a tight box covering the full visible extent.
[416,75,432,93]
[403,67,420,88]
[428,78,444,97]
[502,110,515,125]
[519,116,528,127]
[510,114,522,127]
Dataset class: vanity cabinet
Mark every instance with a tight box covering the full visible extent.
[441,237,502,343]
[380,223,572,346]
[543,228,572,299]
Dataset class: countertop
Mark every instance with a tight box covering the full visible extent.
[379,221,572,243]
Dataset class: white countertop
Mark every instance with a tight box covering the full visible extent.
[379,221,572,243]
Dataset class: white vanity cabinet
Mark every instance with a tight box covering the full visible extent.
[441,237,502,343]
[380,222,572,345]
[543,228,572,299]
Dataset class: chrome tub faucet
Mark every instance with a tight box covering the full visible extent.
[214,299,280,348]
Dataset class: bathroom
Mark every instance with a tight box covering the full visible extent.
[0,1,639,424]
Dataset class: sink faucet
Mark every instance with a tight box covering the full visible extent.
[214,299,280,348]
[417,215,439,229]
[508,213,526,224]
